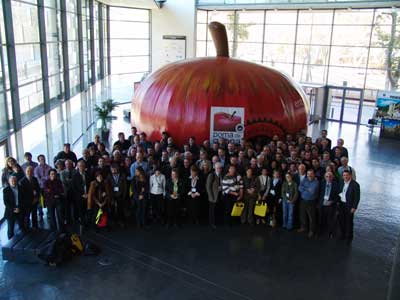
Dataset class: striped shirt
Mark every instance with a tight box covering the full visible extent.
[222,175,243,195]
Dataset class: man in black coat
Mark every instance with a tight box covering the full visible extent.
[318,171,339,238]
[72,160,91,225]
[53,143,78,165]
[3,174,27,239]
[20,166,41,229]
[338,170,360,242]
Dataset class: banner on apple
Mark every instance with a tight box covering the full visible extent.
[210,106,245,144]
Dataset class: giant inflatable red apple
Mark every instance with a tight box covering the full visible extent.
[132,22,309,146]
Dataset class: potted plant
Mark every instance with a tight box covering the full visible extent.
[95,99,117,143]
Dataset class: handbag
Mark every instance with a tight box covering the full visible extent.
[96,209,108,228]
[97,212,108,228]
[231,202,244,217]
[40,194,45,208]
[254,201,268,217]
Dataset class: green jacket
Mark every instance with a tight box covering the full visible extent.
[281,181,298,203]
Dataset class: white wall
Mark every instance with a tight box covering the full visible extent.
[151,0,196,72]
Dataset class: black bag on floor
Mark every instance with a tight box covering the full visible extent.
[83,241,101,256]
[38,233,73,266]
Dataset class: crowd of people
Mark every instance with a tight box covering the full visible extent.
[2,128,360,243]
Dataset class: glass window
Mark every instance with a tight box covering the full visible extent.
[263,62,293,76]
[371,25,398,47]
[49,74,62,100]
[294,64,328,84]
[110,73,143,103]
[68,41,79,67]
[12,1,39,44]
[0,92,7,139]
[70,67,80,96]
[235,42,262,62]
[197,23,207,41]
[334,9,374,25]
[365,69,387,90]
[196,41,207,57]
[109,7,149,22]
[208,11,233,24]
[49,106,65,160]
[110,39,149,57]
[67,12,78,41]
[66,0,77,13]
[298,10,333,25]
[47,42,62,75]
[266,10,297,24]
[296,25,332,45]
[109,21,149,39]
[21,115,47,159]
[328,66,366,88]
[330,46,368,68]
[44,7,60,42]
[236,24,264,43]
[19,81,43,116]
[264,25,296,44]
[110,56,149,74]
[263,44,294,64]
[368,47,388,69]
[70,94,82,142]
[331,25,371,46]
[197,10,207,23]
[295,45,330,66]
[15,44,42,85]
[237,11,264,24]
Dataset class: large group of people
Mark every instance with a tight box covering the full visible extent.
[2,128,360,243]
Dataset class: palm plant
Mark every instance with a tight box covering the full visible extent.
[95,99,117,131]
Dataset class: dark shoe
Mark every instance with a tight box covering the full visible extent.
[297,228,306,233]
[210,224,217,229]
[308,232,314,238]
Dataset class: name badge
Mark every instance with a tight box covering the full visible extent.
[270,190,275,196]
[286,193,290,198]
[114,187,119,192]
[191,187,196,193]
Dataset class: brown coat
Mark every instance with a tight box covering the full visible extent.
[87,179,111,209]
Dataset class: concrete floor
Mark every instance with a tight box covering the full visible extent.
[1,120,400,300]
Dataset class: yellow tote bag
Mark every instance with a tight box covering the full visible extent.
[39,194,45,208]
[254,201,268,217]
[231,202,244,217]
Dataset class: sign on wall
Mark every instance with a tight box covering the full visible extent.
[376,90,400,120]
[161,35,186,67]
[210,107,245,144]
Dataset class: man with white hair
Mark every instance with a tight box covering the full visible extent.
[4,174,26,239]
[338,156,356,180]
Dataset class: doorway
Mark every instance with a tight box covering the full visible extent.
[326,86,364,124]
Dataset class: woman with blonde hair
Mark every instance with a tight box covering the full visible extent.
[2,157,18,187]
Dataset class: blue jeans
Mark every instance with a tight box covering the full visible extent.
[282,200,294,230]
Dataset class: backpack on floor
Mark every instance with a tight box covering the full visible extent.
[38,233,73,266]
[71,234,84,254]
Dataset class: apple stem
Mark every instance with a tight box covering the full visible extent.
[208,22,229,58]
[230,111,236,119]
